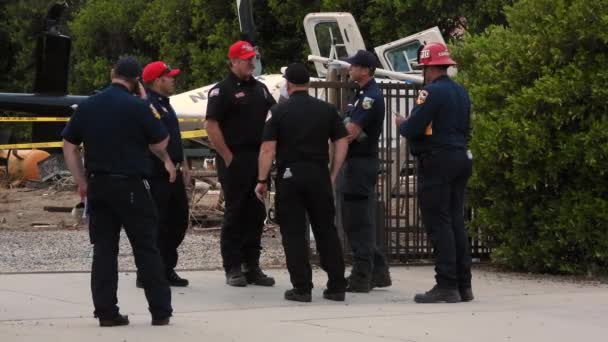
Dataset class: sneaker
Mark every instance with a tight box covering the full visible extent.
[99,314,129,327]
[167,269,189,287]
[459,287,474,302]
[322,289,345,301]
[225,268,247,287]
[284,289,311,302]
[371,270,392,289]
[244,266,275,287]
[414,285,461,303]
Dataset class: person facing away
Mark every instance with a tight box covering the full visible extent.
[255,63,349,302]
[62,56,175,326]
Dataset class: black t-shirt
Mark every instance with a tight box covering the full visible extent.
[205,72,276,149]
[262,91,348,165]
[61,83,168,177]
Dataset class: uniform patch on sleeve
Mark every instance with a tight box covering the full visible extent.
[149,104,161,119]
[265,110,272,122]
[361,97,375,110]
[416,90,429,105]
[209,88,220,97]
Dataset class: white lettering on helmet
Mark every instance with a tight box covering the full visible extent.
[438,51,450,57]
[420,50,431,59]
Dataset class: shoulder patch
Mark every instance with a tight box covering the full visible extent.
[416,90,429,105]
[362,96,375,110]
[209,88,220,97]
[265,110,272,122]
[149,104,161,119]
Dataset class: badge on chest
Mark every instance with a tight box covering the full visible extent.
[235,91,246,99]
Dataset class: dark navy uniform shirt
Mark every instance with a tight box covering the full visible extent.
[61,84,168,177]
[262,91,348,166]
[146,89,184,175]
[399,75,470,156]
[206,72,276,150]
[345,78,385,158]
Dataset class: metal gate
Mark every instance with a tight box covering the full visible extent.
[309,80,490,263]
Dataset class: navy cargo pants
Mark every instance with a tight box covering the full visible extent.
[417,148,472,290]
[341,157,389,277]
[216,149,266,272]
[87,174,172,320]
[275,162,346,292]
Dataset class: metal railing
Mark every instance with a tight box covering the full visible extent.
[309,80,490,263]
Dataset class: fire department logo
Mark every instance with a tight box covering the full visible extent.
[416,90,429,105]
[362,97,374,110]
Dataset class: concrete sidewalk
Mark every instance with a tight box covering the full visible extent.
[1,266,606,341]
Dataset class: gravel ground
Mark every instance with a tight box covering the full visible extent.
[0,227,286,273]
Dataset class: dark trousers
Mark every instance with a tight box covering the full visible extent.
[417,149,472,289]
[149,170,189,273]
[341,157,389,276]
[216,150,266,272]
[87,175,172,320]
[275,162,346,292]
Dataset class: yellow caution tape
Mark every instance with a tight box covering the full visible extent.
[0,117,69,122]
[180,129,207,139]
[0,116,202,123]
[0,141,64,149]
[178,118,203,123]
[0,129,207,150]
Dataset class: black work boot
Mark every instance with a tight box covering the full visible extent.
[371,269,392,289]
[414,285,461,303]
[284,289,312,302]
[151,317,171,326]
[459,287,474,302]
[99,314,129,327]
[167,269,189,287]
[345,273,372,293]
[323,289,345,301]
[225,268,247,287]
[243,265,275,286]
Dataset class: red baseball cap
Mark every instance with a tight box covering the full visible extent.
[142,61,180,83]
[228,40,256,60]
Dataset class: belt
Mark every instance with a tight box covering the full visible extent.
[88,172,141,179]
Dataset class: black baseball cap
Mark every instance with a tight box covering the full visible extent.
[345,50,378,69]
[113,56,142,79]
[283,63,310,85]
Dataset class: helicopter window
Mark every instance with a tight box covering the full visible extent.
[314,22,348,59]
[384,40,422,72]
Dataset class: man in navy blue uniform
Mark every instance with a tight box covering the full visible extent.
[341,50,392,293]
[255,63,349,302]
[139,61,190,288]
[205,40,276,287]
[62,56,175,326]
[395,43,474,303]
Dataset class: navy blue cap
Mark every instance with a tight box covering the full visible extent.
[345,50,378,69]
[113,56,142,79]
[283,63,310,85]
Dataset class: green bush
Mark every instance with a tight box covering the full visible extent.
[452,0,608,274]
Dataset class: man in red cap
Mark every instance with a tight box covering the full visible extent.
[137,61,191,288]
[206,40,276,287]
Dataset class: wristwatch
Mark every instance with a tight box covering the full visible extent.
[257,179,267,184]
